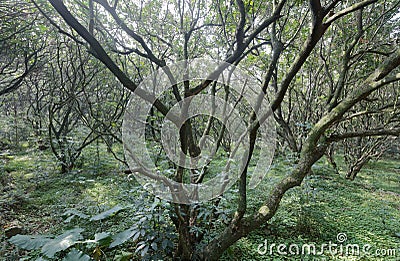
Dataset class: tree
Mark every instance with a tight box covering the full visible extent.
[16,0,400,259]
[0,0,44,96]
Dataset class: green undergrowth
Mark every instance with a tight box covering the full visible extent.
[223,157,400,260]
[1,146,399,260]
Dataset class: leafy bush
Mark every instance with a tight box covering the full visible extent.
[9,187,177,260]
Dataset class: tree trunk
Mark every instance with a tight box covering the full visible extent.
[175,220,195,260]
[346,156,369,180]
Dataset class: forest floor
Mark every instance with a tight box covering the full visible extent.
[0,145,399,260]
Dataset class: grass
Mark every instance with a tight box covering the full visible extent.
[223,156,400,260]
[1,146,399,260]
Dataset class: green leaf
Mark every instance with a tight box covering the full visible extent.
[94,232,112,246]
[63,209,89,219]
[38,25,48,32]
[90,205,125,221]
[41,228,84,258]
[114,251,133,261]
[95,232,110,242]
[64,209,89,223]
[151,242,157,251]
[64,216,75,223]
[162,239,169,249]
[9,234,52,250]
[63,248,90,261]
[141,245,149,257]
[82,232,111,245]
[109,227,139,248]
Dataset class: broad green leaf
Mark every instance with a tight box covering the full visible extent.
[109,228,139,248]
[90,205,125,221]
[41,228,84,258]
[9,234,52,250]
[95,232,112,246]
[95,232,111,242]
[63,248,90,261]
[82,231,111,245]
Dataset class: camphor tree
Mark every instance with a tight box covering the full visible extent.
[25,34,129,172]
[22,0,400,259]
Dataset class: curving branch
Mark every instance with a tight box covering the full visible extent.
[0,49,41,96]
[46,0,180,124]
[327,128,400,142]
[186,0,287,96]
[324,0,378,25]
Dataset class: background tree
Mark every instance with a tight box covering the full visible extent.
[0,0,44,96]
